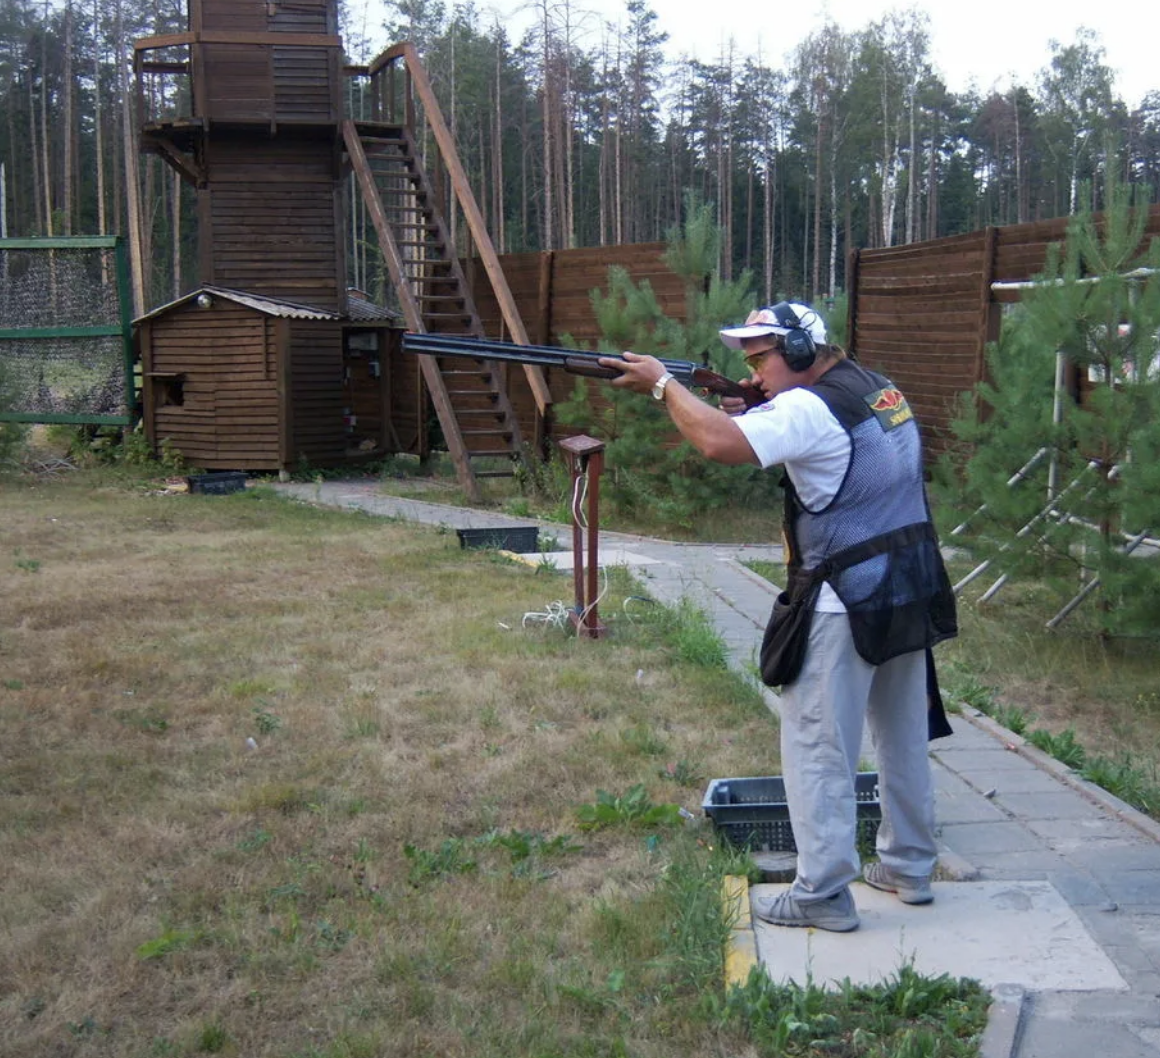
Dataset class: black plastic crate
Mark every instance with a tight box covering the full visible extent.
[702,773,881,853]
[187,472,247,495]
[456,526,539,552]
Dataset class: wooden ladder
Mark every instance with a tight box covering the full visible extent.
[345,44,552,503]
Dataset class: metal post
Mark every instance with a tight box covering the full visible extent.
[558,434,607,638]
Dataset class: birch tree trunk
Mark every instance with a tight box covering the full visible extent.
[905,78,916,243]
[492,33,505,252]
[116,0,145,314]
[40,0,52,236]
[94,0,107,238]
[812,101,823,298]
[828,121,839,297]
[560,0,574,248]
[598,51,609,245]
[540,15,553,249]
[27,72,43,236]
[62,0,74,234]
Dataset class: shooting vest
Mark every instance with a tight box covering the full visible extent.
[783,359,957,665]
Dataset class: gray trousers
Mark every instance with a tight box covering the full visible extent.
[780,612,937,902]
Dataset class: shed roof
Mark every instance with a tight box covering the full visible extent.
[135,286,400,325]
[135,286,342,324]
[346,289,401,322]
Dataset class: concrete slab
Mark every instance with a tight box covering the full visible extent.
[993,790,1104,820]
[751,881,1129,993]
[937,821,1040,856]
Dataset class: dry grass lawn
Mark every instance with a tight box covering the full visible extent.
[0,470,779,1057]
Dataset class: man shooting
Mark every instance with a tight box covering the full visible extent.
[601,302,956,933]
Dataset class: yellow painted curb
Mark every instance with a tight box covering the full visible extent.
[722,875,758,988]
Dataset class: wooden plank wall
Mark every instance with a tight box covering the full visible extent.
[850,204,1160,457]
[197,0,339,126]
[146,301,282,469]
[201,133,344,312]
[848,230,990,456]
[383,329,424,455]
[288,319,346,467]
[469,242,689,441]
[270,0,339,124]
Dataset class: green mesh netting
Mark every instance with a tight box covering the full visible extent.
[0,243,130,420]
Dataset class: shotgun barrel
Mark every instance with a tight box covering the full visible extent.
[401,332,765,408]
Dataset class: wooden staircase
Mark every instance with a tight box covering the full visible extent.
[344,44,551,502]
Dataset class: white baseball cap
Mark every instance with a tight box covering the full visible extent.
[718,302,827,351]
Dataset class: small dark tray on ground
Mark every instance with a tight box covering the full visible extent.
[702,772,881,853]
[456,526,539,552]
[187,472,247,495]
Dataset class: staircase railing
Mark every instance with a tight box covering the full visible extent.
[365,42,552,416]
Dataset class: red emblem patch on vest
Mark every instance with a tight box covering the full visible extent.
[865,386,913,430]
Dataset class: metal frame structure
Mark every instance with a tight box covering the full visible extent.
[0,235,137,426]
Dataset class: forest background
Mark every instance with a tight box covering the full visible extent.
[1,0,1159,314]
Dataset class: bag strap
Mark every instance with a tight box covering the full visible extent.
[809,521,935,583]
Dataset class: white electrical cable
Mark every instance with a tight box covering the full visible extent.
[521,600,572,629]
[576,562,610,629]
[571,470,588,529]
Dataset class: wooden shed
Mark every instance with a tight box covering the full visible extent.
[138,286,399,471]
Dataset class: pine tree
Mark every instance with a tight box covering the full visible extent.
[555,195,783,527]
[945,170,1160,633]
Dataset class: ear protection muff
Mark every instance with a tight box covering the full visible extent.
[770,301,817,371]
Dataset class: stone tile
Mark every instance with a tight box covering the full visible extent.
[1043,868,1114,907]
[974,848,1072,873]
[1063,843,1160,874]
[956,766,1073,795]
[937,820,1039,857]
[1017,1013,1159,1058]
[932,747,1033,771]
[751,881,1127,993]
[1099,870,1160,906]
[931,763,974,792]
[1025,815,1145,846]
[991,790,1099,820]
[935,792,1010,825]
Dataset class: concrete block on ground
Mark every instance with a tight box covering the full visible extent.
[751,881,1128,993]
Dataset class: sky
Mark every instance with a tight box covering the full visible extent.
[355,0,1156,109]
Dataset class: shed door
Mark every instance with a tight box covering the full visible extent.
[342,329,391,458]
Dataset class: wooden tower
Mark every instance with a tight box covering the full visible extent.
[134,2,549,498]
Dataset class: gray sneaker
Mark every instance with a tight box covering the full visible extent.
[752,886,860,932]
[863,862,933,905]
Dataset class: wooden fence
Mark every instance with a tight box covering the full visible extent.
[847,204,1160,457]
[468,242,689,439]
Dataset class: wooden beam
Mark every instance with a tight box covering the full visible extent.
[393,42,552,414]
[341,120,481,502]
[140,61,189,75]
[975,226,998,391]
[276,317,292,469]
[145,137,204,188]
[846,247,860,357]
[135,31,341,51]
[536,251,553,345]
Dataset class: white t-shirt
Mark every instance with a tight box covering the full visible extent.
[734,387,852,612]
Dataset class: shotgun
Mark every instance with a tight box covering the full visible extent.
[401,332,766,409]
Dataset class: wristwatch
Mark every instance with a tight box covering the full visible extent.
[651,371,675,401]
